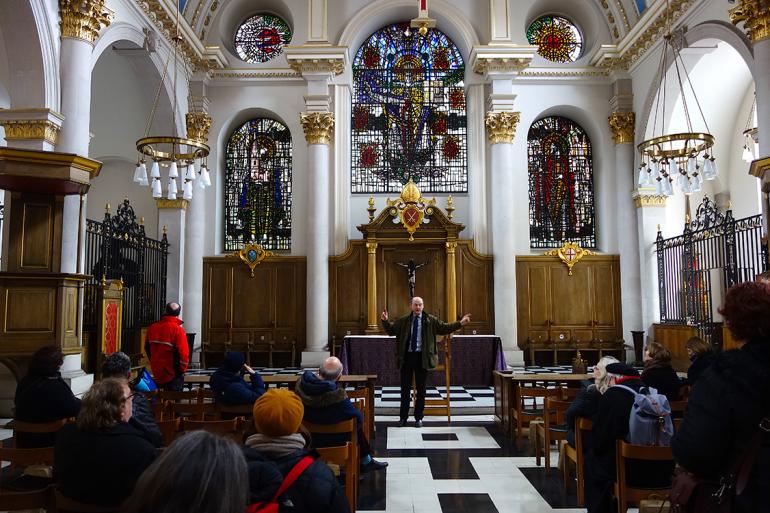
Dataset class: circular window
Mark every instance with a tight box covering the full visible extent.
[526,15,583,63]
[234,14,292,63]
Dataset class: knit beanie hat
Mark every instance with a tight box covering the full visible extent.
[252,388,304,437]
[222,352,246,373]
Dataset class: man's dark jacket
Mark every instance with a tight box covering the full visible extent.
[672,339,770,512]
[295,370,362,447]
[54,422,157,507]
[245,448,351,513]
[130,392,162,447]
[685,351,715,385]
[381,311,461,369]
[210,368,266,405]
[14,372,81,447]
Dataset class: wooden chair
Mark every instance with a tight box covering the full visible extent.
[158,389,199,404]
[303,419,359,512]
[53,486,121,513]
[613,440,674,513]
[7,418,73,448]
[0,447,55,511]
[156,418,181,446]
[169,401,219,421]
[347,388,369,441]
[560,387,581,400]
[668,400,688,418]
[216,403,254,419]
[198,388,216,403]
[512,386,563,446]
[572,417,593,507]
[534,398,571,471]
[180,418,246,444]
[316,443,357,512]
[151,399,171,422]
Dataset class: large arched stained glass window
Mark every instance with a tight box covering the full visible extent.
[351,22,467,193]
[224,118,292,252]
[528,116,595,248]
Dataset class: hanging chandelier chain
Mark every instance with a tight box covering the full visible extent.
[672,52,694,135]
[676,49,712,137]
[143,45,174,139]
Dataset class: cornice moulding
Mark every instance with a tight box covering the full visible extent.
[470,45,537,75]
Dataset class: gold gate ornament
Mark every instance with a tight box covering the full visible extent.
[545,241,595,275]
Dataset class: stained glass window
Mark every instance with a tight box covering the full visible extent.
[234,14,292,63]
[351,22,467,193]
[526,16,583,63]
[224,118,292,252]
[635,0,647,14]
[528,116,595,248]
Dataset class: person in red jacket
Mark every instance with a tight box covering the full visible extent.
[145,302,189,391]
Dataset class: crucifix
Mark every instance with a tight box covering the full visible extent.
[395,259,429,299]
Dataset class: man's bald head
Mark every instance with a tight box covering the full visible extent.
[411,296,424,315]
[165,302,181,317]
[319,356,343,381]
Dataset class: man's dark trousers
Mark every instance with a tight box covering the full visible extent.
[400,351,428,420]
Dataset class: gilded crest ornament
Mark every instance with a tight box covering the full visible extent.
[386,179,436,241]
[545,241,595,275]
[235,243,274,277]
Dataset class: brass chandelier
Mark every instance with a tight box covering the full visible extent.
[637,8,718,196]
[132,1,210,200]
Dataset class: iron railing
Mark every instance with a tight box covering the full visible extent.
[656,196,768,347]
[84,199,168,359]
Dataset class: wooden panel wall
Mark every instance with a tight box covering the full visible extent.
[516,255,623,344]
[202,256,306,354]
[329,241,493,338]
[652,322,741,371]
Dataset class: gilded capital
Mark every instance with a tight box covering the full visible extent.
[633,194,667,208]
[608,111,635,144]
[485,111,520,144]
[445,241,457,254]
[366,242,378,254]
[729,0,770,43]
[301,112,334,145]
[59,0,113,43]
[186,111,212,143]
[156,199,189,210]
[1,120,61,145]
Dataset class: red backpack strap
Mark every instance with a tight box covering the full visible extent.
[272,456,315,501]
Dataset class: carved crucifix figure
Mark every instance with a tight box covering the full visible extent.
[396,259,428,299]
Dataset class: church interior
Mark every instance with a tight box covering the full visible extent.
[0,0,768,511]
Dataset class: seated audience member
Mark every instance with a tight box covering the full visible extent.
[585,363,673,513]
[102,351,162,446]
[14,346,81,447]
[54,378,156,507]
[565,355,618,447]
[210,351,266,405]
[244,388,351,513]
[641,341,682,400]
[672,281,770,512]
[295,356,387,472]
[683,336,714,386]
[123,430,248,513]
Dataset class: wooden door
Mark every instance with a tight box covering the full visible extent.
[592,262,621,341]
[204,265,233,344]
[550,265,593,342]
[516,263,551,343]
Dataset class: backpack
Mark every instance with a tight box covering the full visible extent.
[614,384,674,446]
[130,367,157,392]
[245,456,315,513]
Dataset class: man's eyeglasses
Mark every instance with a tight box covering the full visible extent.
[124,393,136,402]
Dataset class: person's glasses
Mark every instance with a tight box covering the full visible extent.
[124,393,136,402]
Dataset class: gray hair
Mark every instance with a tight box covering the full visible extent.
[319,357,343,381]
[102,351,132,379]
[594,355,620,394]
[122,431,248,513]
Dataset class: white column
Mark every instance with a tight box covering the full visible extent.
[486,111,524,366]
[300,112,334,367]
[183,193,204,351]
[467,84,489,253]
[755,38,770,234]
[158,201,187,308]
[57,37,92,157]
[635,196,667,335]
[609,110,643,356]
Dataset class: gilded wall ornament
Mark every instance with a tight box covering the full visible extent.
[730,0,770,43]
[234,243,274,278]
[59,0,112,43]
[544,241,595,276]
[185,112,212,143]
[485,111,520,144]
[155,199,189,210]
[386,179,436,241]
[1,120,61,145]
[633,195,667,208]
[608,111,635,144]
[300,112,334,145]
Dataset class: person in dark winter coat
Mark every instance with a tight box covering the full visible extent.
[672,281,770,512]
[641,341,682,400]
[565,356,618,447]
[210,352,266,405]
[585,363,673,513]
[14,346,81,447]
[102,351,162,447]
[683,336,715,386]
[54,378,157,507]
[295,356,387,472]
[244,388,351,513]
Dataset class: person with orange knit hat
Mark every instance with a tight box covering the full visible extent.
[243,389,350,513]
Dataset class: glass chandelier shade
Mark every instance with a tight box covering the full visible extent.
[637,21,717,197]
[741,94,758,163]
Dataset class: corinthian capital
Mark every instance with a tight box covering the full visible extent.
[608,111,635,144]
[729,0,770,43]
[300,112,334,145]
[59,0,113,43]
[186,112,213,144]
[485,111,520,144]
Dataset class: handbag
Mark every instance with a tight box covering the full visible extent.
[668,412,770,513]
